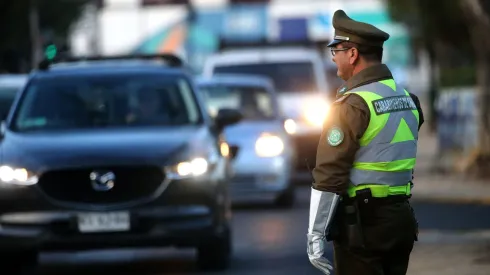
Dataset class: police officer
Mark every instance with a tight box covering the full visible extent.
[307,10,424,275]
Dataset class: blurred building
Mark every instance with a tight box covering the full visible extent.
[70,1,412,71]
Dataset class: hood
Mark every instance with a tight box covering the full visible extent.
[1,126,208,171]
[276,92,330,119]
[223,120,284,146]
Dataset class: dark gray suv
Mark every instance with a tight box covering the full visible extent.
[0,54,242,273]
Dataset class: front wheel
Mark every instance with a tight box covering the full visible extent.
[0,250,38,274]
[196,230,232,271]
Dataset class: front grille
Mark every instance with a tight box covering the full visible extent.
[37,166,165,205]
[231,175,256,192]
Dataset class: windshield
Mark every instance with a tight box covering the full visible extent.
[11,74,201,132]
[0,87,21,117]
[213,62,318,92]
[199,84,276,120]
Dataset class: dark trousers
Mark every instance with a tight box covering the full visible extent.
[332,199,418,275]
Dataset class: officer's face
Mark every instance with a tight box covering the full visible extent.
[332,44,358,81]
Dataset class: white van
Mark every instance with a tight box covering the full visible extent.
[203,44,334,173]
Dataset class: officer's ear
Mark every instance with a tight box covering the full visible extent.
[349,48,360,65]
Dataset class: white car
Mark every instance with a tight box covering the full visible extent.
[203,42,333,175]
[0,74,28,118]
[196,74,296,207]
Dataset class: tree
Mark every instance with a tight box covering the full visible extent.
[385,0,473,132]
[385,0,490,177]
[459,0,490,176]
[0,0,87,72]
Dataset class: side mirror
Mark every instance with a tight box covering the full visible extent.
[215,108,242,130]
[0,113,7,138]
[0,121,6,138]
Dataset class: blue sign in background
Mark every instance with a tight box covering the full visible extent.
[278,18,308,42]
[436,90,478,152]
[221,4,268,41]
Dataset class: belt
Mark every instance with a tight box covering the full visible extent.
[347,183,411,198]
[361,195,409,205]
[341,195,410,210]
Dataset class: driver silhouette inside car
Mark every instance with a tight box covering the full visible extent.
[127,87,169,125]
[239,91,266,119]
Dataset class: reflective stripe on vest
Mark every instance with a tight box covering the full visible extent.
[345,79,419,189]
[347,183,412,198]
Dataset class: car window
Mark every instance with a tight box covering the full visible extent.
[0,86,21,117]
[213,62,318,92]
[12,74,201,132]
[199,84,275,120]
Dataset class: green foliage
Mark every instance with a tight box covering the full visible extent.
[0,1,30,51]
[385,0,477,87]
[38,0,87,38]
[385,0,471,51]
[439,66,476,88]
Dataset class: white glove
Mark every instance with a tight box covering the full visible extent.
[307,233,333,274]
[307,188,340,274]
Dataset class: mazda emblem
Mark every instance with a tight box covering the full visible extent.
[90,171,115,191]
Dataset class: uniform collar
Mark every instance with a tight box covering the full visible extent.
[337,64,393,97]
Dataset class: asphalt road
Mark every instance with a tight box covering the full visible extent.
[32,185,490,275]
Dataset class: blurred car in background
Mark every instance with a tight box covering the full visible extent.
[324,60,344,95]
[0,55,242,272]
[196,74,296,208]
[203,40,332,175]
[0,74,27,118]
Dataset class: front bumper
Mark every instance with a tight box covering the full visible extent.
[0,206,223,252]
[230,151,292,201]
[0,177,230,252]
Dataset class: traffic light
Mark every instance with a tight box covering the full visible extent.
[44,44,58,61]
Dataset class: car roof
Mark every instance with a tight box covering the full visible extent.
[196,74,274,90]
[196,74,281,118]
[32,60,187,78]
[0,74,28,87]
[206,47,323,66]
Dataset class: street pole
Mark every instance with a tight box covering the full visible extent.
[88,0,100,55]
[185,2,196,69]
[29,0,41,69]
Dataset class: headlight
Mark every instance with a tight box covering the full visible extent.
[255,134,284,157]
[220,142,230,157]
[166,157,209,179]
[284,119,297,135]
[0,166,38,186]
[303,98,330,127]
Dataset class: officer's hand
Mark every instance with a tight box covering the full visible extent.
[307,233,333,274]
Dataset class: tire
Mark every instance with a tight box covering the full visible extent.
[0,250,38,274]
[196,229,232,271]
[275,186,296,208]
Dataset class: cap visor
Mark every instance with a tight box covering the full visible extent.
[327,39,343,47]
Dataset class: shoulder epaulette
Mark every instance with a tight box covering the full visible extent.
[333,94,351,104]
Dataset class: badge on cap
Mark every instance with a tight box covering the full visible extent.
[327,126,344,147]
[334,35,350,41]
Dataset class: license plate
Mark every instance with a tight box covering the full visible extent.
[77,212,130,233]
